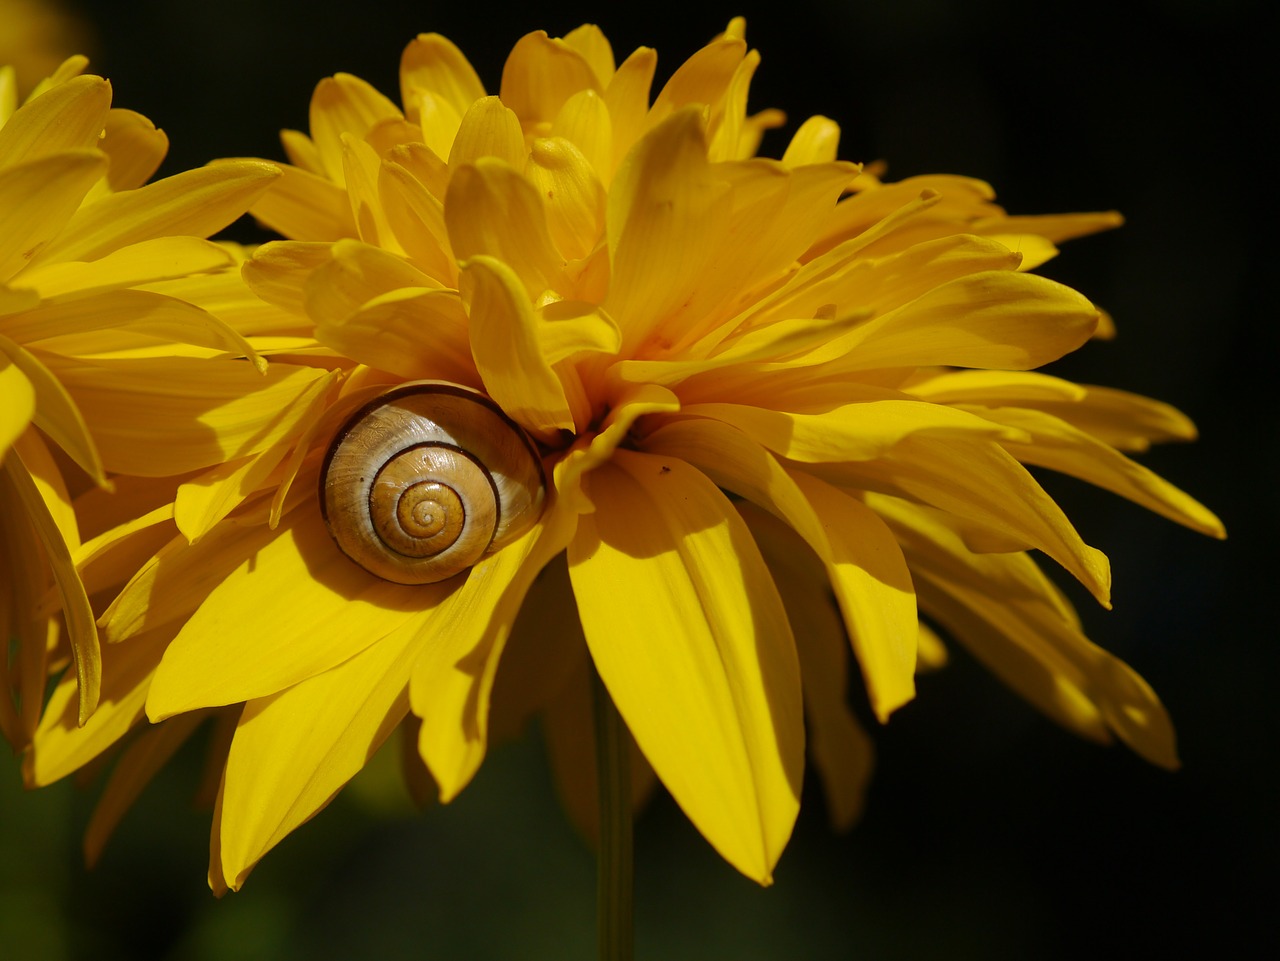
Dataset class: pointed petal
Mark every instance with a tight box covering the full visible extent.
[805,270,1100,372]
[897,520,1177,768]
[1,448,99,722]
[308,73,403,185]
[26,625,174,786]
[0,332,104,484]
[461,255,574,438]
[500,31,601,129]
[739,502,873,830]
[412,495,578,800]
[17,236,235,299]
[447,96,525,170]
[975,405,1225,537]
[601,46,656,173]
[834,437,1113,606]
[679,397,1019,463]
[218,625,416,890]
[246,161,355,241]
[605,108,731,355]
[99,108,168,190]
[526,136,608,261]
[645,418,917,720]
[400,33,486,123]
[567,450,803,883]
[0,351,34,459]
[0,75,110,166]
[316,288,476,386]
[146,510,439,718]
[0,149,105,282]
[7,289,265,371]
[34,161,281,265]
[782,116,841,166]
[52,356,329,476]
[445,158,567,298]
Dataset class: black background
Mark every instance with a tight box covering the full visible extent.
[1,0,1273,957]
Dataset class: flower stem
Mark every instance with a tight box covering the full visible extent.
[591,663,634,961]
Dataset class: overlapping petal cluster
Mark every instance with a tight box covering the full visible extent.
[23,22,1222,891]
[0,57,286,746]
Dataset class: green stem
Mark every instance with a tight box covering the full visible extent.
[592,664,634,961]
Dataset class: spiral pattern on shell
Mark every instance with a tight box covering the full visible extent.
[320,381,546,584]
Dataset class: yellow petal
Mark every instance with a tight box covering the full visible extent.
[836,437,1113,606]
[974,211,1124,244]
[461,255,574,438]
[551,89,613,186]
[645,418,917,720]
[0,74,110,166]
[648,33,746,128]
[35,161,282,266]
[708,48,762,162]
[304,238,442,327]
[145,510,441,719]
[378,159,456,285]
[567,450,803,884]
[412,495,578,800]
[536,299,620,364]
[17,236,235,299]
[805,270,1100,372]
[680,396,1018,463]
[500,31,601,129]
[914,559,1177,768]
[0,351,34,459]
[316,288,476,386]
[605,108,731,355]
[905,368,1087,405]
[446,158,568,299]
[447,96,526,171]
[242,240,334,314]
[308,73,403,185]
[552,381,680,512]
[1,448,99,722]
[562,24,616,87]
[972,405,1225,538]
[246,161,355,241]
[399,33,486,124]
[26,625,174,786]
[99,108,168,191]
[7,289,265,371]
[53,356,329,476]
[218,623,417,890]
[341,134,397,249]
[525,136,607,261]
[781,115,841,166]
[0,333,104,484]
[739,502,872,830]
[601,46,656,172]
[0,149,106,282]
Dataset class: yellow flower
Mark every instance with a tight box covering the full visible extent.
[0,55,315,746]
[28,21,1221,891]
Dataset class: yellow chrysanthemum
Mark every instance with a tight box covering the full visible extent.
[28,21,1221,892]
[0,56,316,745]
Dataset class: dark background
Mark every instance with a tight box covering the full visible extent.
[1,0,1273,957]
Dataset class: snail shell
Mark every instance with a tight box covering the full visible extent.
[320,381,546,584]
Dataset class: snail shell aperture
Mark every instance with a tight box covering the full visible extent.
[320,381,546,584]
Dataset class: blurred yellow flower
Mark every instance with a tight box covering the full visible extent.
[27,21,1221,892]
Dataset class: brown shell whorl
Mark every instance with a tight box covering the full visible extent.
[320,381,545,584]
